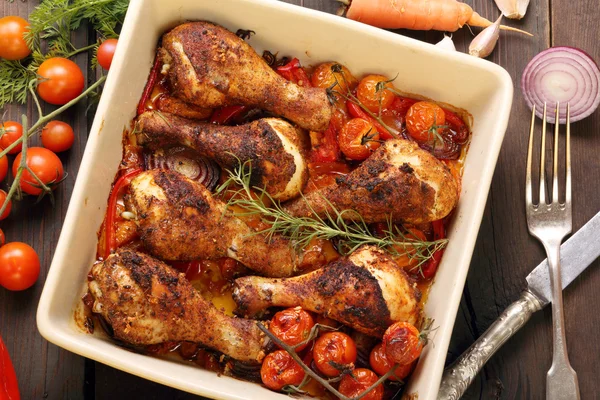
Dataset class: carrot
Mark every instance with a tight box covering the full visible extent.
[344,0,532,35]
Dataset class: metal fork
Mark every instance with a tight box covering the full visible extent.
[526,102,580,400]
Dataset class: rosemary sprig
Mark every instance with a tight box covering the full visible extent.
[217,161,447,264]
[258,322,399,400]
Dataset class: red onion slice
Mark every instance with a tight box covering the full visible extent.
[521,46,600,123]
[145,147,220,191]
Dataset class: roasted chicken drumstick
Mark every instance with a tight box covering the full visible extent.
[136,111,308,201]
[283,139,459,224]
[126,169,299,278]
[159,21,332,131]
[88,248,267,362]
[233,245,420,337]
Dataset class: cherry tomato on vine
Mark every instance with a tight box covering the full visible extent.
[0,154,8,182]
[369,343,413,381]
[13,147,64,196]
[382,321,424,366]
[260,350,305,391]
[0,190,12,220]
[0,16,31,60]
[97,38,118,70]
[0,242,40,291]
[0,229,5,247]
[37,57,85,105]
[311,62,357,92]
[270,307,315,351]
[338,368,384,400]
[356,74,395,113]
[312,331,357,377]
[41,121,75,152]
[0,121,23,154]
[405,101,446,144]
[338,118,381,161]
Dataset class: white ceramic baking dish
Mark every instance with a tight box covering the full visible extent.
[36,0,513,398]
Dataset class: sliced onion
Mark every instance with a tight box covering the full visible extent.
[521,46,600,123]
[145,147,220,191]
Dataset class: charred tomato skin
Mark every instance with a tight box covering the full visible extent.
[338,368,384,400]
[260,350,305,391]
[270,307,315,351]
[382,321,423,366]
[312,331,357,377]
[369,342,413,381]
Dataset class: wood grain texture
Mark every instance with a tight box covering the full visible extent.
[1,0,598,399]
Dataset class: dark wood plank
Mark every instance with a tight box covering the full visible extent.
[0,1,90,399]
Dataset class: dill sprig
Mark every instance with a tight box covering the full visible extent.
[217,161,447,265]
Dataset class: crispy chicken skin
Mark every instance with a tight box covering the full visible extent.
[233,246,420,337]
[126,169,298,277]
[159,21,332,131]
[155,94,212,120]
[88,249,267,362]
[283,139,459,224]
[136,111,309,201]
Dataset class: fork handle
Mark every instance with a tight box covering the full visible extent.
[545,242,581,400]
[437,289,543,400]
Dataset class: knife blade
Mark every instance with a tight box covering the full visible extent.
[526,210,600,304]
[438,210,600,400]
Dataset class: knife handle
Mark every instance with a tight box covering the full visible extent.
[437,289,544,399]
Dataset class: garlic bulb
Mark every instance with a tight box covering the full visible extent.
[469,15,502,58]
[494,0,531,19]
[435,34,456,52]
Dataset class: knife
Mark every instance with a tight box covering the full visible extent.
[437,211,600,400]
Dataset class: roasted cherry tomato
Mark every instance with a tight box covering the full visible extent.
[369,343,413,381]
[405,101,446,143]
[0,121,23,154]
[382,322,423,366]
[0,154,8,182]
[270,307,315,351]
[13,147,64,196]
[311,62,357,93]
[260,350,305,391]
[338,118,381,161]
[0,16,31,60]
[312,331,357,377]
[356,75,395,113]
[0,190,12,221]
[97,38,118,70]
[338,368,384,400]
[0,242,40,291]
[37,57,85,105]
[41,121,75,152]
[0,228,4,247]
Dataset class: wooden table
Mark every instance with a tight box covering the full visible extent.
[1,0,599,399]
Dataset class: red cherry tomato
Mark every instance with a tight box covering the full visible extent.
[356,75,395,113]
[338,118,381,161]
[12,147,64,196]
[0,16,31,60]
[0,190,12,220]
[41,121,75,152]
[313,332,357,377]
[0,154,8,182]
[97,38,118,70]
[0,242,40,291]
[0,228,5,247]
[260,350,305,391]
[37,57,85,105]
[369,343,413,381]
[338,368,384,400]
[270,307,315,351]
[405,101,446,144]
[382,322,423,366]
[311,62,358,92]
[0,121,23,154]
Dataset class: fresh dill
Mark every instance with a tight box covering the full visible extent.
[217,161,447,266]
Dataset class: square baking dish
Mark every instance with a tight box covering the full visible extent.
[36,0,513,398]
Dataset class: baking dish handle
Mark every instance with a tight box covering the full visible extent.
[437,289,544,399]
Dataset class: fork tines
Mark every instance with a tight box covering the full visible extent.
[526,102,571,208]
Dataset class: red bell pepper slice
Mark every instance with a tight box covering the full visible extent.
[137,55,162,116]
[104,168,143,259]
[276,58,311,86]
[346,100,395,140]
[209,105,248,125]
[420,219,446,280]
[311,122,341,163]
[389,96,417,118]
[0,335,20,400]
